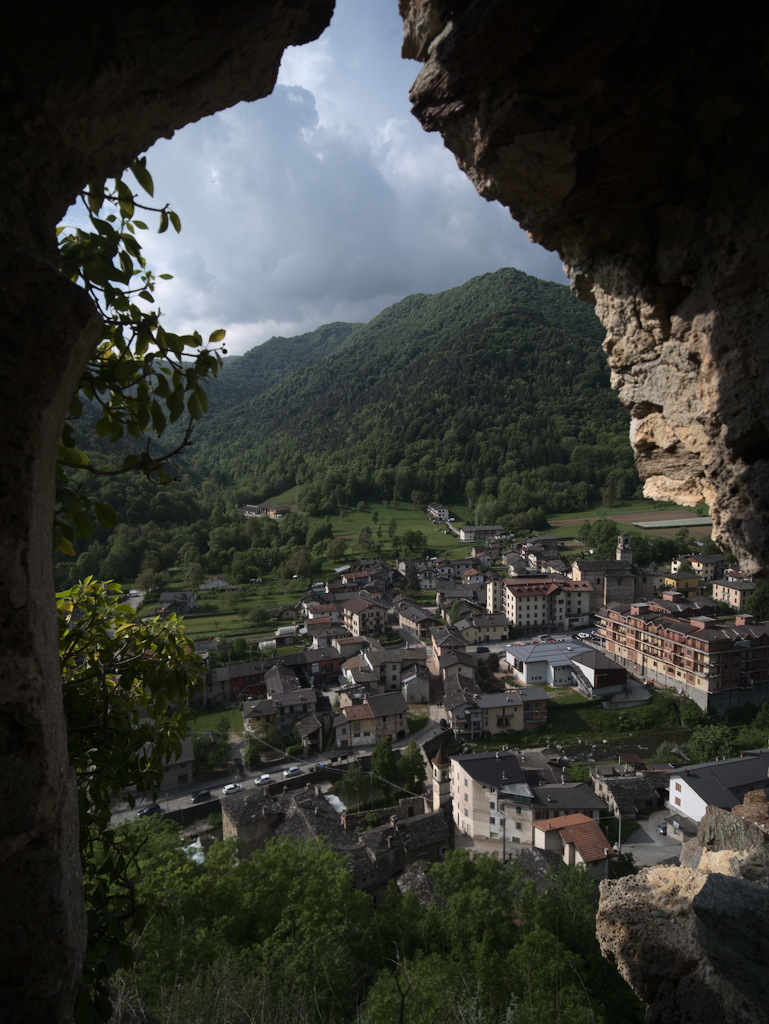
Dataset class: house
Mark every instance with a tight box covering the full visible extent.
[570,535,657,611]
[243,686,317,739]
[454,610,509,645]
[341,596,387,636]
[393,596,440,639]
[158,590,197,615]
[449,688,549,737]
[667,749,769,822]
[333,691,408,748]
[487,576,592,632]
[450,749,534,843]
[426,501,449,523]
[597,601,769,712]
[199,575,230,590]
[712,578,757,611]
[590,764,660,818]
[532,782,607,825]
[533,814,613,877]
[458,524,505,543]
[237,503,290,518]
[568,649,628,700]
[295,711,324,756]
[206,660,266,702]
[506,639,592,687]
[672,553,727,581]
[264,664,300,695]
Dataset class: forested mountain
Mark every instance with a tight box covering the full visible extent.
[181,267,638,520]
[59,268,640,588]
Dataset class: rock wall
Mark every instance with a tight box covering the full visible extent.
[0,3,334,1021]
[597,799,769,1023]
[3,2,769,1019]
[400,0,769,572]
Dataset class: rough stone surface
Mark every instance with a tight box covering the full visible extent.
[0,3,334,1021]
[597,804,769,1022]
[400,0,769,572]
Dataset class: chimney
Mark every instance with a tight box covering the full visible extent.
[390,814,398,827]
[341,811,348,830]
[387,836,392,848]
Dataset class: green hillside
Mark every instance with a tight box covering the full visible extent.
[183,267,638,521]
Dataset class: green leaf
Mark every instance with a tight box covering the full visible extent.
[94,502,118,530]
[130,158,154,197]
[208,328,226,344]
[158,211,169,234]
[169,210,181,233]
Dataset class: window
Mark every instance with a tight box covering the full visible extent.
[515,822,521,831]
[490,816,495,825]
[489,801,495,809]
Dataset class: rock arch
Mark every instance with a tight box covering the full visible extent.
[2,1,769,1019]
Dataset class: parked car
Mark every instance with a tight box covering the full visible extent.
[283,765,301,778]
[189,790,212,804]
[656,822,667,835]
[255,774,272,786]
[136,803,161,818]
[476,645,489,653]
[222,783,243,795]
[439,718,449,730]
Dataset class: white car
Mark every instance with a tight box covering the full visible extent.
[283,765,301,778]
[222,783,243,795]
[255,774,272,786]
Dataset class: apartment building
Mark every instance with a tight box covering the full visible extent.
[596,602,769,711]
[487,576,592,631]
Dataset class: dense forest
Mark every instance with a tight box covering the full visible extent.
[57,269,640,588]
[110,820,643,1024]
[183,268,637,518]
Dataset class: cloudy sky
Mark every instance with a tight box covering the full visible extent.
[135,0,566,357]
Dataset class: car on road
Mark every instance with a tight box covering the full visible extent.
[439,718,449,730]
[476,645,489,653]
[222,783,243,795]
[189,790,212,804]
[283,765,302,778]
[656,822,667,835]
[255,774,272,786]
[136,803,161,818]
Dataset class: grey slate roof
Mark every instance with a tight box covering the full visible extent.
[532,782,607,813]
[367,691,408,717]
[602,774,659,814]
[673,750,769,808]
[451,750,528,790]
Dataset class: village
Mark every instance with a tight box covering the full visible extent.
[129,507,769,899]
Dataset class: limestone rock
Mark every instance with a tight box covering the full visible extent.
[400,0,769,571]
[597,805,769,1022]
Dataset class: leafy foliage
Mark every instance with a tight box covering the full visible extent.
[105,834,642,1024]
[55,157,224,555]
[58,578,202,1019]
[685,723,739,762]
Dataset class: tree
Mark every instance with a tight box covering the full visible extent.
[397,740,427,795]
[371,738,398,790]
[55,159,225,557]
[58,578,202,1019]
[685,723,739,762]
[326,536,348,561]
[746,579,769,622]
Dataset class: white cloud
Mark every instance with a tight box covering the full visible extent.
[126,0,566,356]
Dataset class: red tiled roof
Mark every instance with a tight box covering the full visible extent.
[534,813,610,863]
[343,704,375,721]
